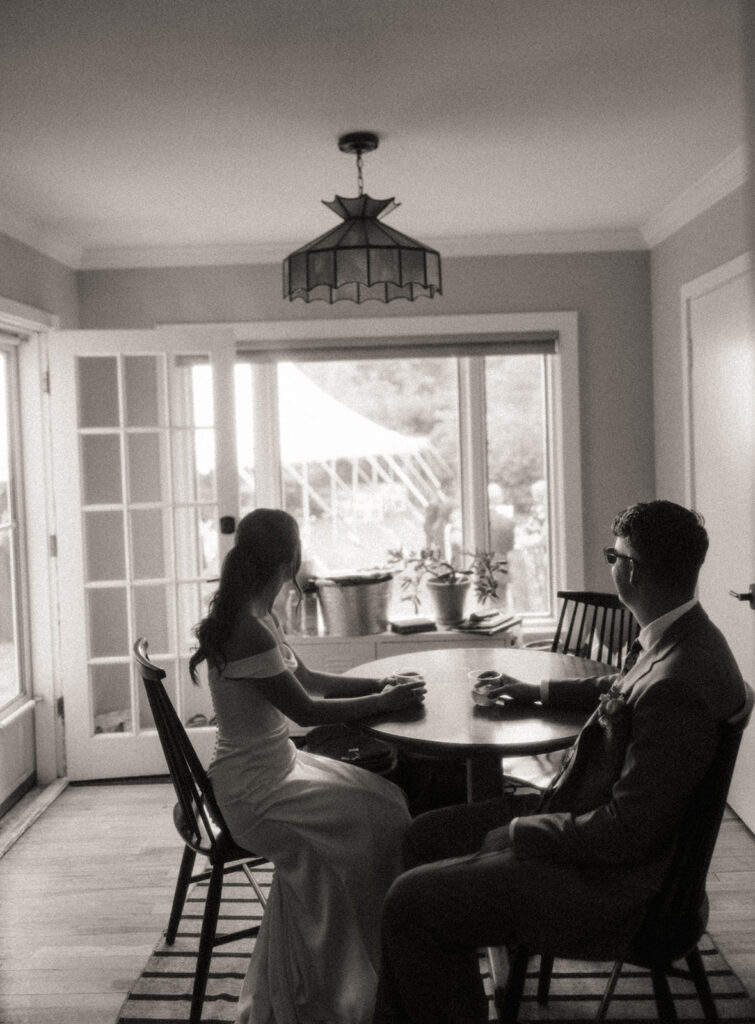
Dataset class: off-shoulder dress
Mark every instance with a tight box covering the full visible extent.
[208,613,410,1024]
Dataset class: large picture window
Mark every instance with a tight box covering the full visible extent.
[232,322,573,626]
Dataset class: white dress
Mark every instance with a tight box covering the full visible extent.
[207,615,411,1024]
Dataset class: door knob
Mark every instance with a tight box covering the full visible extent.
[729,585,755,609]
[219,516,236,535]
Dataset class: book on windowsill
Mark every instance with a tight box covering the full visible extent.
[389,616,438,635]
[454,612,523,636]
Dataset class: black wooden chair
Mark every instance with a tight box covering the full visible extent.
[507,592,641,789]
[494,681,754,1023]
[529,590,640,667]
[133,638,270,1024]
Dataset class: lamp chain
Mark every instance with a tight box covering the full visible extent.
[356,150,364,196]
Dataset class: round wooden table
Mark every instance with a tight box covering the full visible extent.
[347,646,610,800]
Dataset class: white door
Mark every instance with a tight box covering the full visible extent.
[685,253,755,830]
[49,327,238,779]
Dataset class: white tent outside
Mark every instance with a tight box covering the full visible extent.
[274,363,448,525]
[278,363,427,463]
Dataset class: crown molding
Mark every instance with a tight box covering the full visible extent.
[78,241,287,270]
[78,228,646,269]
[429,229,647,257]
[0,203,83,268]
[641,147,749,248]
[0,151,747,270]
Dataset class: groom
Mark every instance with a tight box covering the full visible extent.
[373,500,745,1024]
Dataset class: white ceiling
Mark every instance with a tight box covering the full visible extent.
[0,0,748,269]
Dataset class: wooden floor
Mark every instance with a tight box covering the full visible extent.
[0,782,181,1024]
[1,781,754,1024]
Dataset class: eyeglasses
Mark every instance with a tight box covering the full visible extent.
[603,547,638,566]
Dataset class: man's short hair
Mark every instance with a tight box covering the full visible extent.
[612,500,709,592]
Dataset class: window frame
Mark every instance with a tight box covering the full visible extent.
[0,334,31,716]
[222,312,583,632]
[0,295,60,784]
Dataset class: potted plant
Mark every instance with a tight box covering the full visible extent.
[387,547,508,626]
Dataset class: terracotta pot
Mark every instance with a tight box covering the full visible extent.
[426,577,471,626]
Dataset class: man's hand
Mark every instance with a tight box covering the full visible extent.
[480,824,514,853]
[488,674,539,705]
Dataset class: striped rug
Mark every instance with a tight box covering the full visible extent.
[117,867,755,1023]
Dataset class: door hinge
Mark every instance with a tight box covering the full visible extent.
[42,370,50,394]
[49,534,58,558]
[56,696,64,721]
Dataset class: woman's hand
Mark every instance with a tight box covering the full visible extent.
[379,676,427,709]
[379,675,400,688]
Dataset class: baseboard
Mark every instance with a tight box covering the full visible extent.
[0,777,69,858]
[0,772,37,819]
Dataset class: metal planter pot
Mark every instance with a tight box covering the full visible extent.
[313,573,393,636]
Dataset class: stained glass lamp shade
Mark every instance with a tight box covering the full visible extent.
[282,133,442,304]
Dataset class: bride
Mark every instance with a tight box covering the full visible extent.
[189,508,426,1024]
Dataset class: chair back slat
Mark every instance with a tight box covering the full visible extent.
[133,637,227,859]
[579,603,596,656]
[597,602,611,657]
[554,591,639,667]
[634,682,754,962]
[610,605,621,657]
[551,598,571,654]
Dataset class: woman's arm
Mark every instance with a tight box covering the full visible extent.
[228,616,425,726]
[251,669,425,726]
[292,653,391,697]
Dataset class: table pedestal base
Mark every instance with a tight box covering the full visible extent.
[466,752,504,802]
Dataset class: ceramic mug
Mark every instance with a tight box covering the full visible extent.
[394,668,425,684]
[468,669,503,705]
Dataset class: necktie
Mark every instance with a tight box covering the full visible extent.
[542,637,643,810]
[622,638,642,675]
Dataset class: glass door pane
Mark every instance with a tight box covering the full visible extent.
[78,353,225,737]
[234,361,258,514]
[51,327,238,779]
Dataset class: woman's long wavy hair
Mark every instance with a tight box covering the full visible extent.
[189,508,301,683]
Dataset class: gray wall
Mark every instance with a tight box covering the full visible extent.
[77,249,653,589]
[650,186,750,502]
[0,232,79,327]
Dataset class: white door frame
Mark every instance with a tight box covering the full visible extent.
[680,251,752,507]
[681,251,754,829]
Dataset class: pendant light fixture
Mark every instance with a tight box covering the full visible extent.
[283,132,442,303]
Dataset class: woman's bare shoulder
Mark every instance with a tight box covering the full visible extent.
[224,614,276,662]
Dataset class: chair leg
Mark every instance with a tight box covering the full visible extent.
[596,960,623,1022]
[686,947,719,1022]
[241,860,268,907]
[496,947,529,1024]
[191,861,224,1024]
[649,968,679,1023]
[537,954,554,1004]
[166,844,197,944]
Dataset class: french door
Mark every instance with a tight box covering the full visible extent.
[684,255,755,830]
[49,328,238,779]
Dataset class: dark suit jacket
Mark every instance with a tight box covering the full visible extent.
[512,605,745,890]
